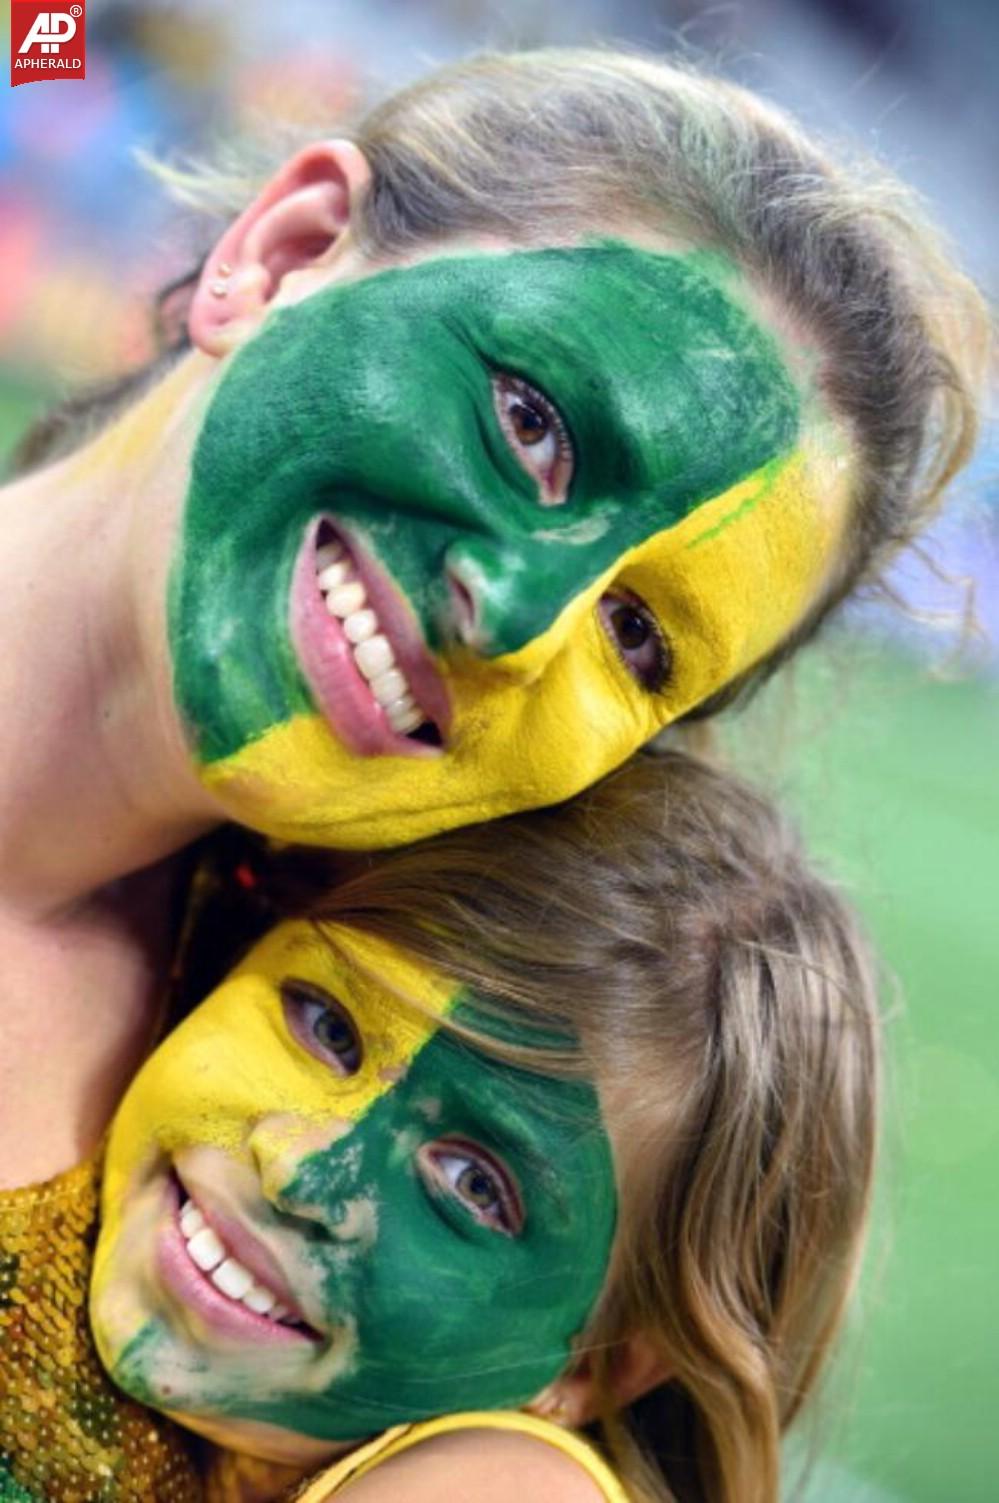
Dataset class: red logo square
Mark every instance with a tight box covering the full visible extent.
[11,3,86,88]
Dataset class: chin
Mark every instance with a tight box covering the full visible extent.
[163,1406,350,1468]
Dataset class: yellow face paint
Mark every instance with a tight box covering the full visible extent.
[66,350,212,484]
[201,447,841,847]
[95,925,452,1236]
[91,922,616,1444]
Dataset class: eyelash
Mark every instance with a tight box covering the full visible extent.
[419,1138,523,1236]
[280,978,363,1076]
[493,372,574,505]
[598,591,672,693]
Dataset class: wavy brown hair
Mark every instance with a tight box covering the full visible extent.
[241,750,880,1503]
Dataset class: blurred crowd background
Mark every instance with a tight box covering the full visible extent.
[1,2,996,1500]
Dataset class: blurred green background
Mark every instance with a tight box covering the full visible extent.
[736,647,999,1503]
[2,1,996,1497]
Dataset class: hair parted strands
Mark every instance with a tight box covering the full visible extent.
[12,47,990,707]
[253,750,881,1503]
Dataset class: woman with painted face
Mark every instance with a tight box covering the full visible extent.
[0,50,982,1194]
[1,753,879,1503]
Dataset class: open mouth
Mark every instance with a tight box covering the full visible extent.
[291,518,449,757]
[159,1170,320,1344]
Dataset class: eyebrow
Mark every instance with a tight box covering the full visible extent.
[492,1119,573,1230]
[514,339,640,498]
[281,931,339,966]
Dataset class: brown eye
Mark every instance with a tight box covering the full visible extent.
[456,1164,499,1208]
[598,593,671,693]
[419,1139,523,1236]
[611,606,650,651]
[280,978,362,1076]
[493,373,574,506]
[508,397,548,445]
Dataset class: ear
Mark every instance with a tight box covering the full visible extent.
[189,138,372,358]
[527,1333,672,1429]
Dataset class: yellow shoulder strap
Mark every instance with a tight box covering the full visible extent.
[292,1411,629,1501]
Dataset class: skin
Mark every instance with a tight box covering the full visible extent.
[172,238,845,847]
[90,923,616,1453]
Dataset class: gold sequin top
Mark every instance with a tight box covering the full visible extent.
[0,1156,202,1502]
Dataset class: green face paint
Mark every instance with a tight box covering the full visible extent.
[167,240,821,848]
[91,925,616,1445]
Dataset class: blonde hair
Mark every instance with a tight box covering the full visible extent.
[257,749,880,1503]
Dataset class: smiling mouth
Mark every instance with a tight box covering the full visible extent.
[291,519,449,757]
[163,1171,319,1343]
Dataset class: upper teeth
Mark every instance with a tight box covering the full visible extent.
[178,1198,293,1323]
[315,539,424,735]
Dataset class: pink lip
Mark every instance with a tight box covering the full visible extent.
[290,517,452,758]
[156,1173,316,1347]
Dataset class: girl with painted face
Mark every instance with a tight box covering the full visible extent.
[0,50,984,1193]
[11,52,986,853]
[1,754,880,1503]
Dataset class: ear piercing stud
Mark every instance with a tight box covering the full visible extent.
[209,262,234,298]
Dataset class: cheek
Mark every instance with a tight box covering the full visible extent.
[337,1202,585,1411]
[197,698,640,849]
[450,621,656,801]
[111,1043,245,1160]
[195,606,651,847]
[90,1167,173,1379]
[101,997,307,1178]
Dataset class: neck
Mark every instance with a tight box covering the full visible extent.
[0,351,224,917]
[181,1412,356,1499]
[200,1445,327,1503]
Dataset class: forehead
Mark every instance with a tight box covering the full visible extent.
[469,242,800,505]
[221,924,598,1147]
[216,923,455,1130]
[620,445,845,711]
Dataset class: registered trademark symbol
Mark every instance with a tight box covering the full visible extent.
[70,5,83,16]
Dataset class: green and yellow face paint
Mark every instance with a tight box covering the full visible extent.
[170,239,846,848]
[90,923,616,1442]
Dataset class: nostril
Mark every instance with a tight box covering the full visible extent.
[446,566,479,648]
[329,1197,378,1250]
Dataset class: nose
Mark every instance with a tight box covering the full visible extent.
[247,1112,354,1236]
[445,560,480,649]
[444,537,571,659]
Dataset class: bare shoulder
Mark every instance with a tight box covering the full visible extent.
[332,1428,610,1502]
